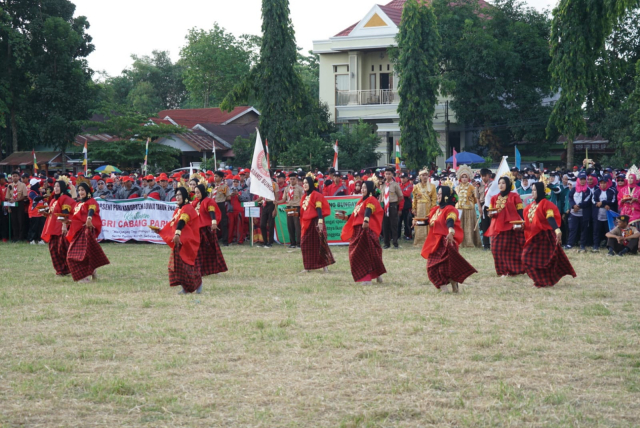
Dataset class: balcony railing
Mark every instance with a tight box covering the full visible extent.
[336,89,399,106]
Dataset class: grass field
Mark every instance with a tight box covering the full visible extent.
[1,241,639,427]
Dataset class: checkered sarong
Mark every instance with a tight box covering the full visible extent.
[67,227,110,281]
[197,227,228,276]
[491,229,525,276]
[522,229,576,287]
[300,219,335,270]
[168,244,202,293]
[49,234,70,275]
[348,225,387,282]
[427,237,477,287]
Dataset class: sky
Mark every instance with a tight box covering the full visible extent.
[74,0,558,78]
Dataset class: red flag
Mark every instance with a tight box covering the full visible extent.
[452,148,458,170]
[332,140,338,170]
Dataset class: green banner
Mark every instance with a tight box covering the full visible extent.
[274,195,361,245]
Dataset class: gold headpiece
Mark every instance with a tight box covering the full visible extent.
[419,167,429,176]
[456,165,473,180]
[58,175,70,186]
[189,173,207,187]
[499,170,516,191]
[627,165,639,179]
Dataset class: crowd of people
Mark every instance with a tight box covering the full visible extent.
[2,160,639,293]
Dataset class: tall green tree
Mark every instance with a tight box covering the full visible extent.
[395,0,441,169]
[220,0,310,166]
[180,23,258,108]
[548,0,640,168]
[434,0,554,162]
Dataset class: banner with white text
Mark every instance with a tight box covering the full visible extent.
[96,198,176,244]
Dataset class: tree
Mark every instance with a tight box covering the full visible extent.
[180,24,258,108]
[329,121,382,171]
[296,50,320,101]
[229,133,255,168]
[395,0,441,169]
[98,50,186,114]
[548,0,639,168]
[221,0,310,166]
[434,0,554,162]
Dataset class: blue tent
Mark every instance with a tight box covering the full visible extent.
[445,152,485,165]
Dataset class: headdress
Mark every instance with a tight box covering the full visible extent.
[190,173,207,186]
[456,165,473,180]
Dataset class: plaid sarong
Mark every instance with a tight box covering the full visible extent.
[49,234,70,275]
[300,219,335,270]
[522,230,576,287]
[348,225,387,282]
[427,237,477,287]
[169,244,202,293]
[197,227,228,276]
[67,226,110,281]
[491,229,526,276]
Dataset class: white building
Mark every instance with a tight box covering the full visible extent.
[312,0,473,168]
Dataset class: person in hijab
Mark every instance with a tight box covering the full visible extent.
[618,172,640,228]
[66,182,110,282]
[41,179,76,276]
[192,184,228,277]
[157,186,202,294]
[27,178,46,244]
[299,176,335,273]
[337,181,386,284]
[566,171,593,252]
[420,185,477,293]
[486,176,526,277]
[522,182,576,287]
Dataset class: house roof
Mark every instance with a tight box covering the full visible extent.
[153,106,259,128]
[161,130,234,157]
[0,151,67,166]
[334,0,489,37]
[75,134,120,145]
[194,123,256,149]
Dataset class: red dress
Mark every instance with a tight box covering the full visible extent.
[299,190,335,270]
[66,198,110,281]
[522,198,576,287]
[41,195,75,275]
[421,205,477,288]
[160,203,202,292]
[486,192,526,276]
[341,196,386,282]
[192,197,227,276]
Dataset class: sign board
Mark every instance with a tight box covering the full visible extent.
[245,206,261,218]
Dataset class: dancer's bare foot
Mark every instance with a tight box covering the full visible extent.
[439,284,450,293]
[78,276,92,283]
[323,267,329,273]
[450,280,459,293]
[92,270,98,280]
[376,276,383,284]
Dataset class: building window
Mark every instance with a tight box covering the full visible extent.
[379,64,382,71]
[371,65,374,72]
[387,64,390,71]
[370,74,376,91]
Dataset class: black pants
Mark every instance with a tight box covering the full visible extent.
[27,216,45,242]
[607,237,639,254]
[286,207,301,245]
[382,202,399,247]
[0,208,9,240]
[398,205,412,238]
[217,202,228,245]
[561,213,569,246]
[261,202,275,245]
[480,206,491,249]
[593,218,608,249]
[10,201,27,241]
[568,213,590,248]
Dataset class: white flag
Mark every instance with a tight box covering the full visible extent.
[250,129,275,200]
[486,156,511,199]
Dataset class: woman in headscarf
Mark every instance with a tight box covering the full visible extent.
[192,184,227,277]
[486,176,526,277]
[41,179,76,276]
[299,176,335,273]
[522,182,576,287]
[337,181,386,284]
[455,165,481,248]
[421,185,477,293]
[618,172,640,228]
[157,187,202,294]
[66,182,110,283]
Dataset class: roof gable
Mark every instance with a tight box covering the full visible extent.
[154,106,259,128]
[345,4,399,38]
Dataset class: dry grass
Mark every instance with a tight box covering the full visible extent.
[1,241,639,427]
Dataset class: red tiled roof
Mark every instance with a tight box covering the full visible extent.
[154,107,256,128]
[334,0,489,38]
[0,151,66,166]
[75,134,120,146]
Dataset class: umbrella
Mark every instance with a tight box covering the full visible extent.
[95,165,122,173]
[445,152,486,165]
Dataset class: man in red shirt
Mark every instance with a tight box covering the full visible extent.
[0,173,8,242]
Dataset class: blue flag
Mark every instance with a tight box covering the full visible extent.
[515,145,521,169]
[607,210,620,231]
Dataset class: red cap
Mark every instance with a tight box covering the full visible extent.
[144,175,154,180]
[105,178,114,184]
[157,173,169,181]
[92,175,101,180]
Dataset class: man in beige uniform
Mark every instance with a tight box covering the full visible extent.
[411,168,437,247]
[379,167,404,249]
[213,171,231,246]
[281,173,304,248]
